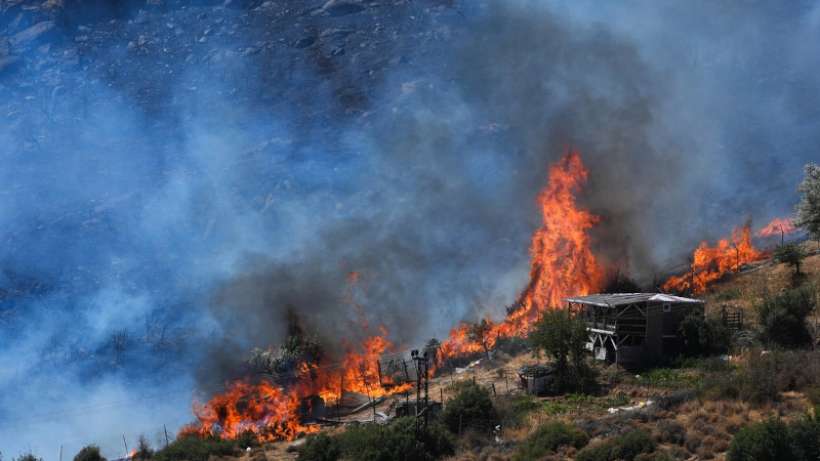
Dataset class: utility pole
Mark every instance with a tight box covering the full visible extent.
[122,435,129,459]
[423,351,429,429]
[163,425,170,447]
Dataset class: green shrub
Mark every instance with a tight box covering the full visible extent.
[788,416,820,461]
[576,429,656,461]
[14,455,43,461]
[512,421,588,461]
[153,435,237,461]
[298,433,341,461]
[73,446,105,461]
[727,419,794,461]
[337,418,453,461]
[638,368,697,389]
[542,393,629,415]
[756,286,816,348]
[495,394,539,427]
[441,381,498,434]
[679,311,732,356]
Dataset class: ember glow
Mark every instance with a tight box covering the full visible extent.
[662,223,765,294]
[437,151,604,362]
[757,217,797,238]
[183,327,412,441]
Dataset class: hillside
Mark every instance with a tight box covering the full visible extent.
[173,240,820,461]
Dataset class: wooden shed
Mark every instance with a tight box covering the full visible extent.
[565,293,704,369]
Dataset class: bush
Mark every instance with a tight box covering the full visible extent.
[513,421,589,461]
[153,435,237,461]
[727,419,795,461]
[655,420,686,445]
[299,418,453,461]
[679,311,732,356]
[495,394,539,427]
[345,418,454,461]
[756,286,816,348]
[73,446,105,461]
[441,381,498,434]
[298,433,341,461]
[14,455,43,461]
[576,429,656,461]
[529,310,596,393]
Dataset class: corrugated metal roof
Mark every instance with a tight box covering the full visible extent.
[564,293,704,307]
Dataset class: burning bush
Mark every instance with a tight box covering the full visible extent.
[441,381,498,435]
[297,417,454,461]
[72,446,105,461]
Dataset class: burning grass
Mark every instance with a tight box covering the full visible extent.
[662,223,766,294]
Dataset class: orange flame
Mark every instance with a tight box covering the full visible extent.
[186,151,603,440]
[183,327,413,442]
[756,217,796,238]
[437,150,603,363]
[662,223,764,294]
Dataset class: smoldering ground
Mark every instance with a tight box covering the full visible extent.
[4,0,820,458]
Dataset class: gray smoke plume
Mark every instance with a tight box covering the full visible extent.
[4,1,820,458]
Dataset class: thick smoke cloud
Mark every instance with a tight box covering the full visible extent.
[3,0,820,458]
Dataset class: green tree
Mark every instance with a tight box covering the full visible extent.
[795,163,820,241]
[528,309,593,392]
[73,446,105,461]
[774,243,806,276]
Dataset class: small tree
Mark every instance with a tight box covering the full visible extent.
[135,435,153,460]
[528,310,593,393]
[795,163,820,241]
[774,243,805,276]
[468,319,494,360]
[73,446,105,461]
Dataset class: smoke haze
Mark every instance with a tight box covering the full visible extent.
[2,0,819,457]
